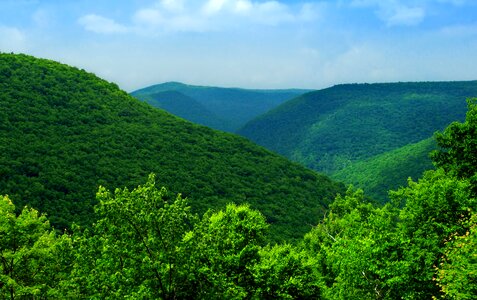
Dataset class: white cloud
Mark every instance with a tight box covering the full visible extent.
[382,5,425,26]
[78,14,129,34]
[133,8,164,26]
[79,1,320,35]
[202,0,228,16]
[350,1,426,26]
[133,7,208,33]
[250,1,295,25]
[234,0,253,14]
[299,2,324,22]
[0,26,27,52]
[199,0,316,26]
[159,0,185,12]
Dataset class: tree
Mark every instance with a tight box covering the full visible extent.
[69,174,196,299]
[0,195,72,299]
[303,187,405,299]
[390,169,475,298]
[180,203,268,299]
[252,243,323,299]
[432,98,477,184]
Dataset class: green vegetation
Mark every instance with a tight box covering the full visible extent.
[0,53,342,241]
[3,98,477,298]
[239,82,477,197]
[132,81,309,132]
[2,52,477,299]
[0,196,72,298]
[333,137,436,201]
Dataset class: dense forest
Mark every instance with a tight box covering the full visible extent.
[239,81,477,200]
[2,53,477,299]
[0,53,343,241]
[2,94,477,298]
[132,81,309,132]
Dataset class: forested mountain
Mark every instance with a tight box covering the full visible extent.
[239,81,477,200]
[132,90,229,129]
[333,137,436,201]
[132,81,309,132]
[4,98,477,299]
[0,53,343,241]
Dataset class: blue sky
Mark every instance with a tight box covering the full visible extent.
[1,0,476,91]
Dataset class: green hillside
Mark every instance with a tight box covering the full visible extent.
[238,81,477,199]
[134,90,230,129]
[0,53,343,241]
[332,137,436,201]
[132,82,309,132]
[3,100,477,299]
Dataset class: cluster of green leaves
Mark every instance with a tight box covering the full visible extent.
[239,81,477,197]
[132,81,309,132]
[436,213,477,299]
[0,196,72,299]
[0,53,344,241]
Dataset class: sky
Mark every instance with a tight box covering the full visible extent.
[1,0,477,91]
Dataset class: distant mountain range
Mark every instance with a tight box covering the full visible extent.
[238,81,477,201]
[0,53,343,241]
[131,82,310,132]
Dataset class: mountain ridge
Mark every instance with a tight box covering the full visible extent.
[238,80,477,200]
[132,82,311,132]
[0,53,343,241]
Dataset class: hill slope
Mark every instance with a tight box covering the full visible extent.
[135,90,229,129]
[238,81,477,198]
[132,82,309,132]
[0,53,343,241]
[332,137,436,201]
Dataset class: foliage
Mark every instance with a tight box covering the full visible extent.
[432,98,477,182]
[180,203,268,298]
[308,96,477,297]
[252,244,323,299]
[132,81,308,132]
[0,53,344,242]
[304,168,476,299]
[0,196,72,299]
[435,213,477,299]
[303,188,404,299]
[67,177,323,299]
[391,169,475,298]
[68,174,196,299]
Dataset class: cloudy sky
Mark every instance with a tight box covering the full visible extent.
[1,0,476,91]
